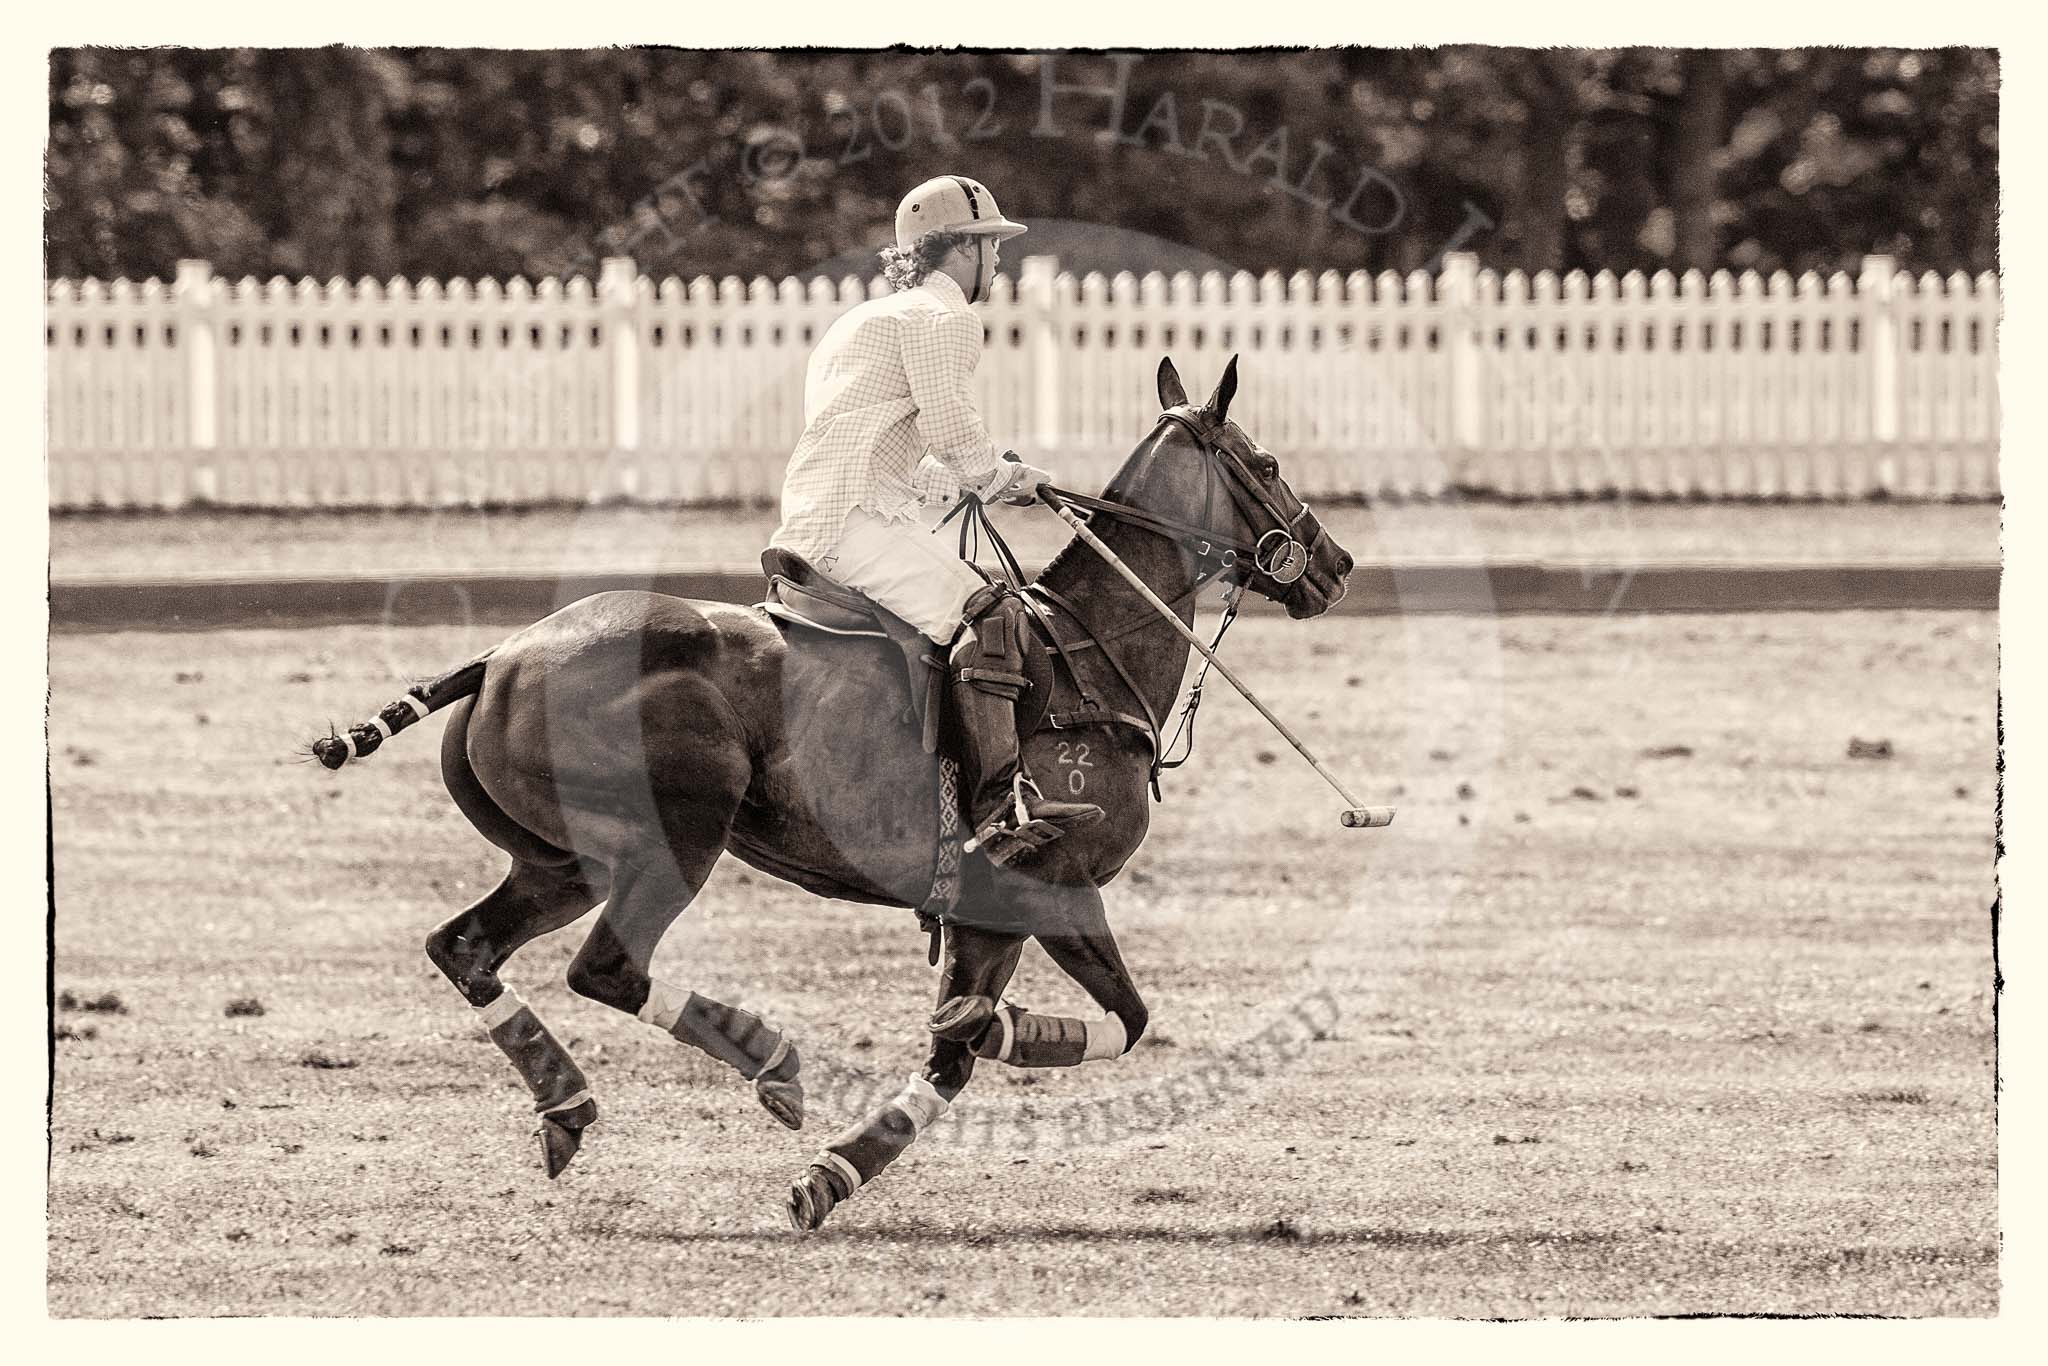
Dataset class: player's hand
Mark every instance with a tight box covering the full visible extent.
[981,455,1054,506]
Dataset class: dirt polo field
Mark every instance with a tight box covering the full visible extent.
[48,603,1996,1317]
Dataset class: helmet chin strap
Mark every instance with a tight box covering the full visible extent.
[968,237,989,304]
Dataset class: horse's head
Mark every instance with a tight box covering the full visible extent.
[1148,355,1355,618]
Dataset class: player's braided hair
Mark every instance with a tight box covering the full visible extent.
[880,228,976,292]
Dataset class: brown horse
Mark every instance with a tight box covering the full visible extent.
[311,356,1355,1230]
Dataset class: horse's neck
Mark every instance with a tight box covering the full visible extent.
[1033,495,1199,720]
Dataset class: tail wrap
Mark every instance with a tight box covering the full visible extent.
[312,658,487,770]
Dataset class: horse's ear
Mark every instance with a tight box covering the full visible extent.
[1207,354,1239,423]
[1157,356,1188,410]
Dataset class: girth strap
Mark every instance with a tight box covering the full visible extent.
[1045,706,1159,744]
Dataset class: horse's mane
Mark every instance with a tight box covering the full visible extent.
[1031,532,1093,589]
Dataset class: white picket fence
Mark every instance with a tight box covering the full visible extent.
[45,253,2000,509]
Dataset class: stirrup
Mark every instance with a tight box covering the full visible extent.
[965,776,1103,868]
[1010,771,1036,829]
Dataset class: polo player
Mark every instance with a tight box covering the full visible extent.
[768,174,1102,866]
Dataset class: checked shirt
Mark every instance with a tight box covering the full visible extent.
[769,271,1006,561]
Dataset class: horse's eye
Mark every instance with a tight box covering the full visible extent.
[1255,458,1279,480]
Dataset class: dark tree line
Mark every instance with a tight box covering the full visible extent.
[46,47,1998,284]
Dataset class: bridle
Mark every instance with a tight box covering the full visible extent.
[954,407,1328,795]
[1040,405,1327,601]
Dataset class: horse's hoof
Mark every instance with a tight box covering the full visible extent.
[538,1098,597,1179]
[755,1075,805,1130]
[786,1166,839,1233]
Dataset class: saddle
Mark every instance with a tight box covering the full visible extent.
[757,545,1113,954]
[759,548,953,753]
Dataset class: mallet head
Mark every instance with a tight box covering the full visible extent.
[1340,807,1396,828]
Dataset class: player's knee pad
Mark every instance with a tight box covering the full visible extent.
[953,593,1029,699]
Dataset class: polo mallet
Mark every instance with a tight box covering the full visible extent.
[1036,487,1395,829]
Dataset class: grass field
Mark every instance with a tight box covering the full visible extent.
[47,602,1997,1317]
[50,499,2000,580]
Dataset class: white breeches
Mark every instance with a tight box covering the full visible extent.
[820,507,990,643]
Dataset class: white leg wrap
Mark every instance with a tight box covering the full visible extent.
[369,713,394,741]
[476,988,526,1032]
[637,980,688,1033]
[1083,1012,1128,1062]
[889,1075,951,1134]
[820,1150,863,1195]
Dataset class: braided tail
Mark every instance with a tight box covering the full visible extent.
[309,656,490,771]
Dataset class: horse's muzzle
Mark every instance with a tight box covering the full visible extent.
[1282,526,1353,618]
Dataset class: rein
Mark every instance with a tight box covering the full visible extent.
[943,409,1301,794]
[946,495,1164,783]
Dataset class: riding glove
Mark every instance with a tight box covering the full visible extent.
[977,452,1055,506]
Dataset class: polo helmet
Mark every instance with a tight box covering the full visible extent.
[894,176,1029,251]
